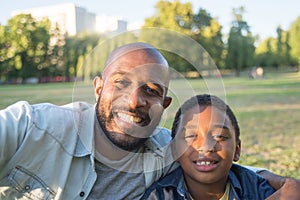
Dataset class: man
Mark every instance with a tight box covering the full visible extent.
[0,42,299,199]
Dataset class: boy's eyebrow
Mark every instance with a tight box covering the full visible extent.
[184,124,230,130]
[184,125,198,130]
[212,124,230,130]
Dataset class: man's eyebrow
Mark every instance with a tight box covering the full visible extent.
[150,82,164,91]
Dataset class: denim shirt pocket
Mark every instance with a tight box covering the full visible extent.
[0,165,56,200]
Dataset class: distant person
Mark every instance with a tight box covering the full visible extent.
[249,66,264,79]
[0,43,299,199]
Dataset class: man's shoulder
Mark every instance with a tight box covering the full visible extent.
[149,127,172,147]
[9,101,94,136]
[27,101,93,117]
[6,100,93,112]
[230,164,260,180]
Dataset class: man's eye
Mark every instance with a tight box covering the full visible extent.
[115,79,130,87]
[143,85,162,97]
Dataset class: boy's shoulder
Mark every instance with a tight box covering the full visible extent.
[229,164,275,198]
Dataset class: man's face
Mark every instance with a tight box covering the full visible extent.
[95,49,171,151]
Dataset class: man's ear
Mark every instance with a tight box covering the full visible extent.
[163,96,172,109]
[93,76,103,100]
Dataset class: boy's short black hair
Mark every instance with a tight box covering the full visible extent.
[171,94,240,141]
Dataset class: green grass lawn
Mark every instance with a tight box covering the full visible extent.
[1,72,300,178]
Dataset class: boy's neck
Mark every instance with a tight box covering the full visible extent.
[184,175,228,200]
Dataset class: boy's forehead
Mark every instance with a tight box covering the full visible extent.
[180,106,230,127]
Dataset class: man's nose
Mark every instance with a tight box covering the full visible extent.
[128,88,147,108]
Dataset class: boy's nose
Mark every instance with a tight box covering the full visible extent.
[195,138,217,153]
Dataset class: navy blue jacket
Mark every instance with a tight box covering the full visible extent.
[141,164,275,200]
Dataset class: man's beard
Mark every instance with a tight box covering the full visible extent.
[95,96,148,151]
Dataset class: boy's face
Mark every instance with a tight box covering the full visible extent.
[175,105,241,185]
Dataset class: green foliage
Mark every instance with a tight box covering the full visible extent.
[1,1,299,82]
[255,26,296,68]
[144,0,194,35]
[0,14,103,83]
[0,14,53,81]
[225,7,255,76]
[143,0,225,72]
[63,33,101,81]
[289,16,300,65]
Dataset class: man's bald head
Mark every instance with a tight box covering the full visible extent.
[103,42,169,75]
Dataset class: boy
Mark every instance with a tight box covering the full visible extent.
[141,94,275,199]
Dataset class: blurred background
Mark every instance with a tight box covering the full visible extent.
[0,0,299,83]
[0,0,300,178]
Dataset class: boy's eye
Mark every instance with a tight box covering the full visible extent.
[184,134,197,142]
[212,134,229,141]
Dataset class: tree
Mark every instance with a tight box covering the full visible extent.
[63,32,101,82]
[143,0,224,74]
[192,8,225,69]
[0,24,10,81]
[144,0,194,35]
[2,14,51,81]
[255,37,277,67]
[226,7,255,76]
[275,26,294,68]
[288,16,300,66]
[255,26,296,68]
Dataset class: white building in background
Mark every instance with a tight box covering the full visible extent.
[12,3,128,36]
[96,15,127,33]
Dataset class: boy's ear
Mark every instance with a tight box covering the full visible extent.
[93,76,103,100]
[233,140,241,162]
[170,139,181,162]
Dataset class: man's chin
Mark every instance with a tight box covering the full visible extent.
[106,131,147,151]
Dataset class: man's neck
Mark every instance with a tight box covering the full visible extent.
[94,122,131,160]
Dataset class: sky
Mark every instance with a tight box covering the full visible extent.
[0,0,299,41]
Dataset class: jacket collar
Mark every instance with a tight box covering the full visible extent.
[158,166,187,196]
[156,164,243,198]
[73,103,96,157]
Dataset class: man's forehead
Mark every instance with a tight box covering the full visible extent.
[111,65,169,85]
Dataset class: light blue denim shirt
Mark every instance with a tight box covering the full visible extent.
[0,101,174,200]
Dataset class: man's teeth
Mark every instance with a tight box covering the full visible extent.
[118,113,142,123]
[197,161,213,166]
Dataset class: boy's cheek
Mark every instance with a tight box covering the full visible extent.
[172,140,193,161]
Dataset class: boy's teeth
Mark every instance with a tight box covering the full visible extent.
[197,161,212,166]
[118,113,142,123]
